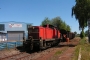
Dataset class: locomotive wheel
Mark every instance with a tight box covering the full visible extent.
[47,43,51,47]
[39,40,46,50]
[30,38,33,51]
[43,40,46,49]
[40,39,43,50]
[30,43,33,50]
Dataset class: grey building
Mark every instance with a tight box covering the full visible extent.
[0,21,30,42]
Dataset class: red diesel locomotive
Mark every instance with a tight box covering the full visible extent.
[23,24,75,50]
[23,24,61,50]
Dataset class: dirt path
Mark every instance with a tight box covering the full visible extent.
[35,45,75,60]
[35,37,80,60]
[35,47,68,60]
[58,47,75,60]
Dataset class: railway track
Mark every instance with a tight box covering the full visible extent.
[0,37,80,60]
[0,48,55,60]
[0,52,29,60]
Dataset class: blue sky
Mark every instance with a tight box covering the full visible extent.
[0,0,88,34]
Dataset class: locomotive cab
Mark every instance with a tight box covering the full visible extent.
[28,26,39,39]
[23,26,40,50]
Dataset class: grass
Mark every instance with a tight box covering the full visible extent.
[72,37,90,60]
[54,50,62,56]
[80,43,90,60]
[49,50,63,60]
[49,47,68,60]
[79,38,87,45]
[54,47,67,56]
[72,46,80,60]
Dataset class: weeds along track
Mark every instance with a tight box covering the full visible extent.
[0,37,80,60]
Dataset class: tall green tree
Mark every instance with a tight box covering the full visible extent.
[74,31,77,36]
[72,0,90,38]
[66,25,71,31]
[41,16,71,32]
[61,21,67,30]
[74,31,77,35]
[85,30,88,36]
[41,17,51,26]
[51,17,71,31]
[72,0,90,31]
[80,30,85,39]
[51,17,63,30]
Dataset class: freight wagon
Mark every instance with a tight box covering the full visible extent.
[59,29,75,42]
[67,32,75,40]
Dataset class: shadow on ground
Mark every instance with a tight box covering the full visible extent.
[16,46,42,54]
[16,42,78,54]
[55,43,77,48]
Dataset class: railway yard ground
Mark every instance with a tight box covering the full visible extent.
[0,37,88,60]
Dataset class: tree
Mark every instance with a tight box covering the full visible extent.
[41,16,71,32]
[74,31,77,36]
[61,21,67,30]
[50,17,71,31]
[66,25,71,31]
[80,30,85,39]
[41,17,51,26]
[74,31,77,35]
[27,23,33,29]
[85,30,88,36]
[51,17,63,30]
[72,0,90,31]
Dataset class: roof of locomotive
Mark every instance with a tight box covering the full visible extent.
[28,25,47,29]
[28,24,57,28]
[42,24,58,29]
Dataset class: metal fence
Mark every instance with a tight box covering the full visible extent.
[0,34,23,50]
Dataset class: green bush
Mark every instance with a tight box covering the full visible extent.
[80,30,85,39]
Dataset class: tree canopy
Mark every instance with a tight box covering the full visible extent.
[85,30,88,36]
[41,17,51,26]
[72,0,90,31]
[41,16,71,31]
